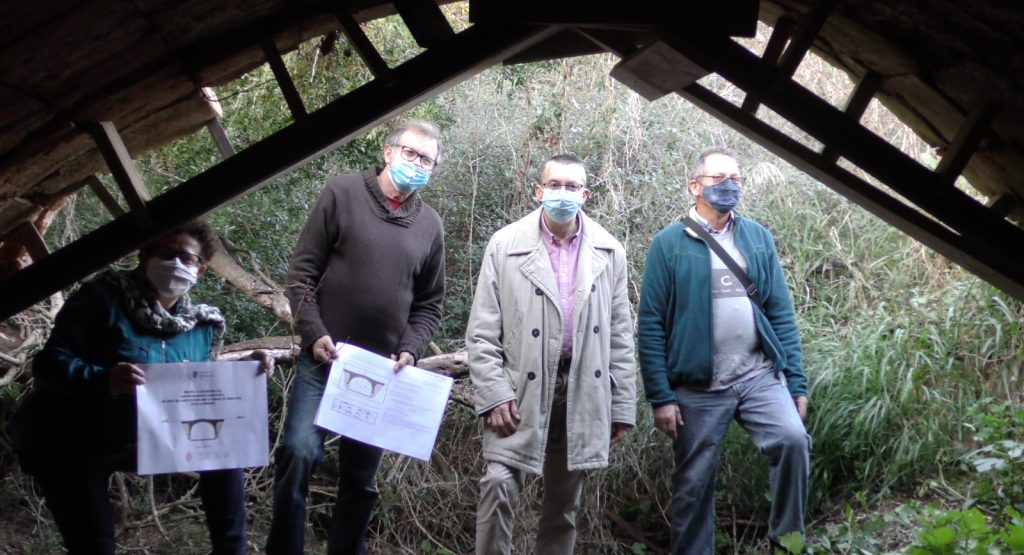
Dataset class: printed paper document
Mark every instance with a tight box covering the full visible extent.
[136,361,269,475]
[314,343,453,461]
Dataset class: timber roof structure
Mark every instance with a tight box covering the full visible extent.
[1,0,1023,320]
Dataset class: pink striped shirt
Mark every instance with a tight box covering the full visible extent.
[540,214,583,357]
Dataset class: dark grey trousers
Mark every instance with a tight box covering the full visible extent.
[670,371,810,554]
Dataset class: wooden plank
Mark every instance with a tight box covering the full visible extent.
[0,23,562,320]
[740,15,795,114]
[85,175,127,217]
[821,71,882,163]
[657,32,1024,259]
[776,0,833,77]
[610,41,709,101]
[393,0,455,49]
[88,121,151,227]
[677,83,1024,301]
[206,119,237,158]
[335,10,390,78]
[935,102,998,185]
[262,40,308,121]
[470,0,759,36]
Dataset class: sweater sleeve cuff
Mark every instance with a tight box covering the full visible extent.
[298,321,330,350]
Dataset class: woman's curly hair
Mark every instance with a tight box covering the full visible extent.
[141,218,219,262]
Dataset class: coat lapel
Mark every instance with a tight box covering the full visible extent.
[510,209,560,311]
[572,229,608,334]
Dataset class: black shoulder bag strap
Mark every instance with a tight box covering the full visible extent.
[681,216,765,313]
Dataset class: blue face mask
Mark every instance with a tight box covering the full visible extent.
[702,178,741,214]
[541,188,585,224]
[388,158,431,193]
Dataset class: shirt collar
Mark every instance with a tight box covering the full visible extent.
[688,205,733,234]
[539,211,583,246]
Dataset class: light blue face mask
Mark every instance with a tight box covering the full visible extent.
[542,188,585,223]
[388,157,431,193]
[702,177,741,214]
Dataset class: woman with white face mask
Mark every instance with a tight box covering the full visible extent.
[11,219,273,555]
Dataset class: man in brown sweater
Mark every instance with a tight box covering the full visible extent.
[266,120,446,555]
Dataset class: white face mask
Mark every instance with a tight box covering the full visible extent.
[145,257,199,300]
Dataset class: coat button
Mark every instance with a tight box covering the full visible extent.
[591,284,596,292]
[532,329,540,337]
[527,372,536,380]
[593,325,600,333]
[594,369,602,378]
[535,287,543,295]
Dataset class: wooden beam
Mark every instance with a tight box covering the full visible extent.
[656,32,1024,259]
[505,28,606,65]
[676,83,1024,301]
[206,119,237,158]
[88,121,151,227]
[935,102,998,186]
[576,28,1024,300]
[393,0,455,49]
[821,71,882,164]
[262,39,308,121]
[335,10,391,78]
[742,1,832,115]
[0,23,562,320]
[740,16,795,114]
[85,175,127,217]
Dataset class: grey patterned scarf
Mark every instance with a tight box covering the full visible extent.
[100,269,226,358]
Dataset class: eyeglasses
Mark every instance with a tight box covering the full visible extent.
[391,144,437,170]
[697,174,744,186]
[541,181,586,193]
[151,245,202,267]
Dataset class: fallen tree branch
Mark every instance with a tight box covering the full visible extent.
[417,351,468,378]
[217,335,298,363]
[206,238,293,325]
[0,364,23,387]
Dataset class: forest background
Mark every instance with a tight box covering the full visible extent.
[0,6,1022,554]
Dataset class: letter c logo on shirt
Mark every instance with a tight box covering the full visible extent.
[721,275,734,286]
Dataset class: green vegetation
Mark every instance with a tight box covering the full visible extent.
[2,10,1021,553]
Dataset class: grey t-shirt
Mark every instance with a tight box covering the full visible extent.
[694,211,775,390]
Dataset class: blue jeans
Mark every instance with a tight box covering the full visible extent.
[670,371,810,555]
[267,352,384,555]
[33,450,246,555]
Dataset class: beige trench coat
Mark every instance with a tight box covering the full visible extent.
[467,209,637,474]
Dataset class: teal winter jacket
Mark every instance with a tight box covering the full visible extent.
[637,216,806,407]
[12,277,216,465]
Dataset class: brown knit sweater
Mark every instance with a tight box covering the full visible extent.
[286,168,445,359]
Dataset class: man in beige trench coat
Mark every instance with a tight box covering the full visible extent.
[467,154,637,554]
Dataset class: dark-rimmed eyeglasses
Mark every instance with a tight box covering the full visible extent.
[151,245,202,267]
[541,181,586,193]
[391,144,437,170]
[697,174,744,186]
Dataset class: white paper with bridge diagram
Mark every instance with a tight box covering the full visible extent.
[313,342,453,461]
[135,361,269,475]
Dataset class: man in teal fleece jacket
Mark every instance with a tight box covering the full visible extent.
[638,147,810,554]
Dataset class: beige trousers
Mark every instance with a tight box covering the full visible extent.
[476,372,585,555]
